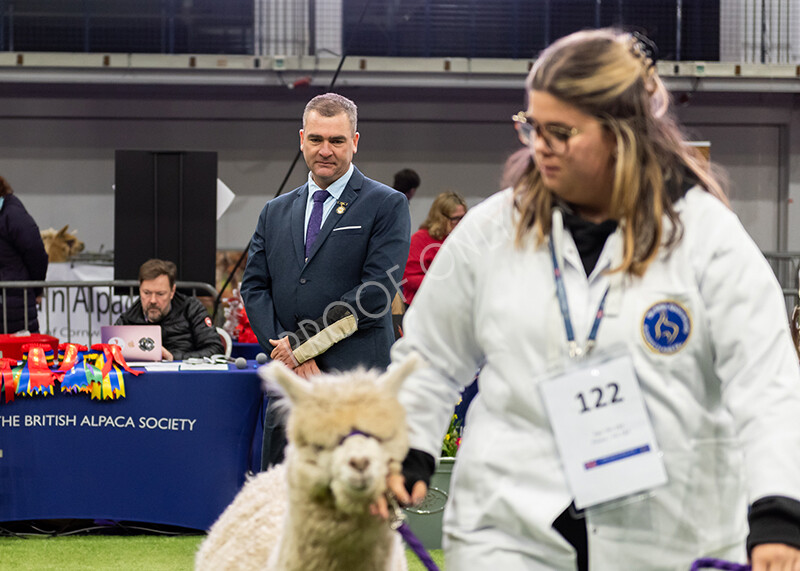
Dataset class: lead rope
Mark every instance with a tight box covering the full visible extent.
[388,495,440,571]
[690,558,750,571]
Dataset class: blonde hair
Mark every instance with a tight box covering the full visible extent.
[421,191,468,240]
[510,28,727,276]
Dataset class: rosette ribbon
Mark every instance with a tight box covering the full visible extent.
[84,344,143,400]
[15,344,57,396]
[91,344,143,378]
[55,343,88,374]
[21,344,56,367]
[0,358,18,403]
[83,352,123,400]
[54,343,91,393]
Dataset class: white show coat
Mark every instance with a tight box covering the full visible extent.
[392,187,800,570]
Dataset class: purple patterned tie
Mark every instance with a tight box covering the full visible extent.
[305,190,330,258]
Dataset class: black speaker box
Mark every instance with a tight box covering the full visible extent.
[114,150,217,291]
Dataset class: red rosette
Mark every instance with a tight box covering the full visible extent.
[53,343,89,378]
[90,344,143,377]
[0,357,18,403]
[17,344,57,396]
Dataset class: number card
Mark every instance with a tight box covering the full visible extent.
[539,354,667,509]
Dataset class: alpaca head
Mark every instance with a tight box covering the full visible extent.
[40,225,85,263]
[259,354,421,514]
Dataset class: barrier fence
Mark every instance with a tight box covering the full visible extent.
[0,280,217,346]
[763,251,800,314]
[2,256,798,345]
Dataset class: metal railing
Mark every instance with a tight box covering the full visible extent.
[0,279,218,346]
[3,253,798,344]
[763,251,800,313]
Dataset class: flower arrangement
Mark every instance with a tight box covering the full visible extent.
[222,289,257,343]
[441,410,463,457]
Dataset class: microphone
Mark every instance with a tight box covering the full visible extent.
[255,352,268,365]
[234,357,247,369]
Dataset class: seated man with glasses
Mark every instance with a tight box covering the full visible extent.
[402,190,468,306]
[116,258,223,361]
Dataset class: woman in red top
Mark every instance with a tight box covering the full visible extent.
[402,191,467,305]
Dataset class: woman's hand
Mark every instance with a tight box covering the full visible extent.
[388,472,428,507]
[371,473,429,521]
[751,543,800,571]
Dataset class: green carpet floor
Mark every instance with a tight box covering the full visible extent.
[0,535,445,570]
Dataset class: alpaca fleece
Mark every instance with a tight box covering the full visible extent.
[195,357,420,571]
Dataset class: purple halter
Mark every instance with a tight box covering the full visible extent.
[340,429,440,570]
[339,428,384,444]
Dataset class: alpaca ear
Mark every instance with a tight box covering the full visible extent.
[57,225,69,237]
[257,360,312,405]
[378,351,424,396]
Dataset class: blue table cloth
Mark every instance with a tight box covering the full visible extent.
[0,362,265,531]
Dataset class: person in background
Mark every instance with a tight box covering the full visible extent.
[390,168,422,335]
[388,28,800,570]
[0,175,48,334]
[116,258,223,361]
[404,189,477,425]
[402,190,467,306]
[392,168,421,202]
[241,92,411,468]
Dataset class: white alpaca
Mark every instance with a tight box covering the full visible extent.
[195,355,420,571]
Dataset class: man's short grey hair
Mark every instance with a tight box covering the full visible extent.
[303,93,358,134]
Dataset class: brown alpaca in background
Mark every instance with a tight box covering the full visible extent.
[40,225,85,262]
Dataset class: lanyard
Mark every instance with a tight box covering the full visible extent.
[548,234,609,360]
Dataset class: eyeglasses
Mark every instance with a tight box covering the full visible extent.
[448,215,464,224]
[512,111,581,155]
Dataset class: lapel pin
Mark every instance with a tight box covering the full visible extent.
[336,201,348,215]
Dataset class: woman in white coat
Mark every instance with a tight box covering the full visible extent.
[388,29,800,570]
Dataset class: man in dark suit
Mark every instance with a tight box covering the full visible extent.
[241,93,411,467]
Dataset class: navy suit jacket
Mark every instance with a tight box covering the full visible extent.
[241,167,410,372]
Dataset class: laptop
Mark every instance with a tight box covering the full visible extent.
[101,325,163,362]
